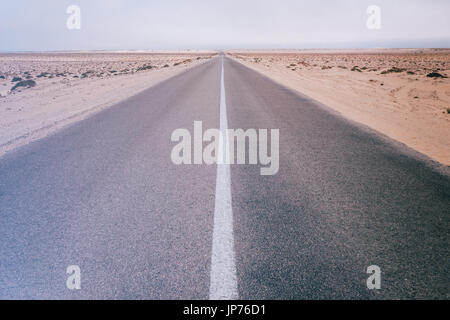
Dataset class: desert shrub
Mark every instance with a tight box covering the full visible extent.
[81,71,94,78]
[427,72,447,78]
[381,67,406,74]
[11,79,36,91]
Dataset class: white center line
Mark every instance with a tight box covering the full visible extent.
[209,56,238,300]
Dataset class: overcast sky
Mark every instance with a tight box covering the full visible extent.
[1,0,450,51]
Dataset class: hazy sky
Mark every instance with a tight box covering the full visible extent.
[1,0,450,51]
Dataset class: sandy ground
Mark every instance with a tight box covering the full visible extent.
[228,49,450,166]
[0,52,214,156]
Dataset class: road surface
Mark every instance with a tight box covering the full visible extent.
[0,55,449,299]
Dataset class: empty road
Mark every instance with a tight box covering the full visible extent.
[0,55,449,299]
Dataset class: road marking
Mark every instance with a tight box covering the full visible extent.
[209,57,238,300]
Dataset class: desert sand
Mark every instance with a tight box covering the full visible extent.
[0,52,214,156]
[228,49,450,166]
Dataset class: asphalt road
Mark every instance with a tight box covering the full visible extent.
[0,56,449,299]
